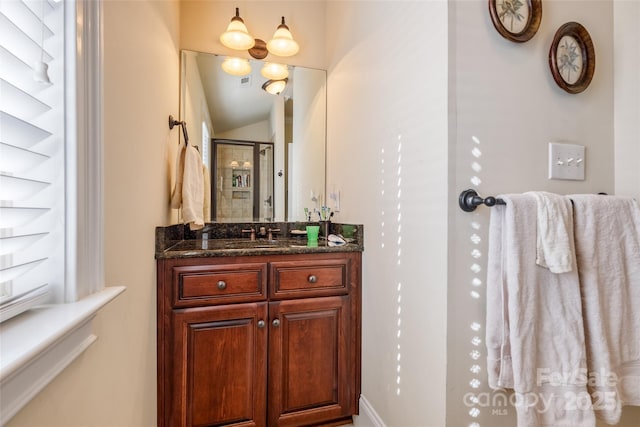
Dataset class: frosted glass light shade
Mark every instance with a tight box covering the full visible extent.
[221,57,251,76]
[266,17,299,57]
[262,79,288,95]
[220,8,255,51]
[261,62,289,80]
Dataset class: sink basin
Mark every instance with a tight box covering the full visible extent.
[223,239,286,249]
[164,238,316,254]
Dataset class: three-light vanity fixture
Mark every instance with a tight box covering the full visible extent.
[219,7,298,94]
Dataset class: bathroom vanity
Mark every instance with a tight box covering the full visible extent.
[156,224,363,427]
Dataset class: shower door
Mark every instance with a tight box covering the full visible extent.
[259,144,274,221]
[212,139,274,222]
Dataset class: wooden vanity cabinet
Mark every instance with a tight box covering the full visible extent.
[171,303,268,427]
[157,252,361,427]
[268,296,351,426]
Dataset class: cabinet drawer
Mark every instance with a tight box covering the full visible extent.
[270,258,349,299]
[172,263,267,307]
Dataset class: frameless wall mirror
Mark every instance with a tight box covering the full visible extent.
[180,50,326,222]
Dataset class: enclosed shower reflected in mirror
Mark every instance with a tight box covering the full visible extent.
[213,139,274,222]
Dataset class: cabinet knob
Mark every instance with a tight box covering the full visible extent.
[257,320,265,328]
[217,280,227,290]
[307,275,317,283]
[272,319,280,327]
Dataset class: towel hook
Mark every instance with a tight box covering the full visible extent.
[168,115,189,145]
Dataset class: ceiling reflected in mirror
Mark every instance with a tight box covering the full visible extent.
[193,53,292,134]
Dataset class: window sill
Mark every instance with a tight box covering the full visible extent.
[0,286,126,425]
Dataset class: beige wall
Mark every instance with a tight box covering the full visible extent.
[6,0,180,426]
[326,2,450,426]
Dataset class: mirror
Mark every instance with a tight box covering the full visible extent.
[180,50,326,222]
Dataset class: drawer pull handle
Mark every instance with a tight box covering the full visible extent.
[308,275,317,283]
[217,280,227,290]
[272,319,281,327]
[257,320,265,328]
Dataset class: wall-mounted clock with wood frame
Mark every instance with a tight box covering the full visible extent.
[549,22,596,94]
[488,0,542,43]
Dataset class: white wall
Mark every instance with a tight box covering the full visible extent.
[216,119,270,140]
[6,1,180,426]
[269,96,286,221]
[447,0,639,426]
[614,0,640,201]
[182,50,213,153]
[290,66,326,221]
[326,2,449,426]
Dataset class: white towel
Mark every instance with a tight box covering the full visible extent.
[526,191,574,273]
[486,194,595,427]
[181,145,204,230]
[170,144,185,209]
[570,195,640,424]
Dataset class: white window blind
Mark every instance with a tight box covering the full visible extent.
[0,0,65,322]
[0,2,120,422]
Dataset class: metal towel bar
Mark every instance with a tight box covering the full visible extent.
[459,189,609,212]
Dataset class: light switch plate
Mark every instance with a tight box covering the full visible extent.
[548,142,585,180]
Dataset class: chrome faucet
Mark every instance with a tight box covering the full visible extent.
[249,226,280,240]
[267,228,280,240]
[241,228,256,241]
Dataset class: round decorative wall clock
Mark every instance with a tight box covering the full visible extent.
[549,22,596,94]
[488,0,542,43]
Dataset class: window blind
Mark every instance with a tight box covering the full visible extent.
[0,0,65,322]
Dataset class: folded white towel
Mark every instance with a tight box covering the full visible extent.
[526,191,574,274]
[181,145,204,230]
[170,144,186,209]
[570,195,640,424]
[486,194,595,427]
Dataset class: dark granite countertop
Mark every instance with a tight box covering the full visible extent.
[156,222,364,259]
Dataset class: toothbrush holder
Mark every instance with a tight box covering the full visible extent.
[320,220,331,238]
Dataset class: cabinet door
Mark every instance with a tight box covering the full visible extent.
[171,303,268,427]
[268,296,352,426]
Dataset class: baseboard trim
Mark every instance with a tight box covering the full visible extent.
[355,395,387,427]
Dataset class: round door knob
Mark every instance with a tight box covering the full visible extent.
[257,320,265,328]
[308,275,317,283]
[217,280,227,290]
[272,319,280,327]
